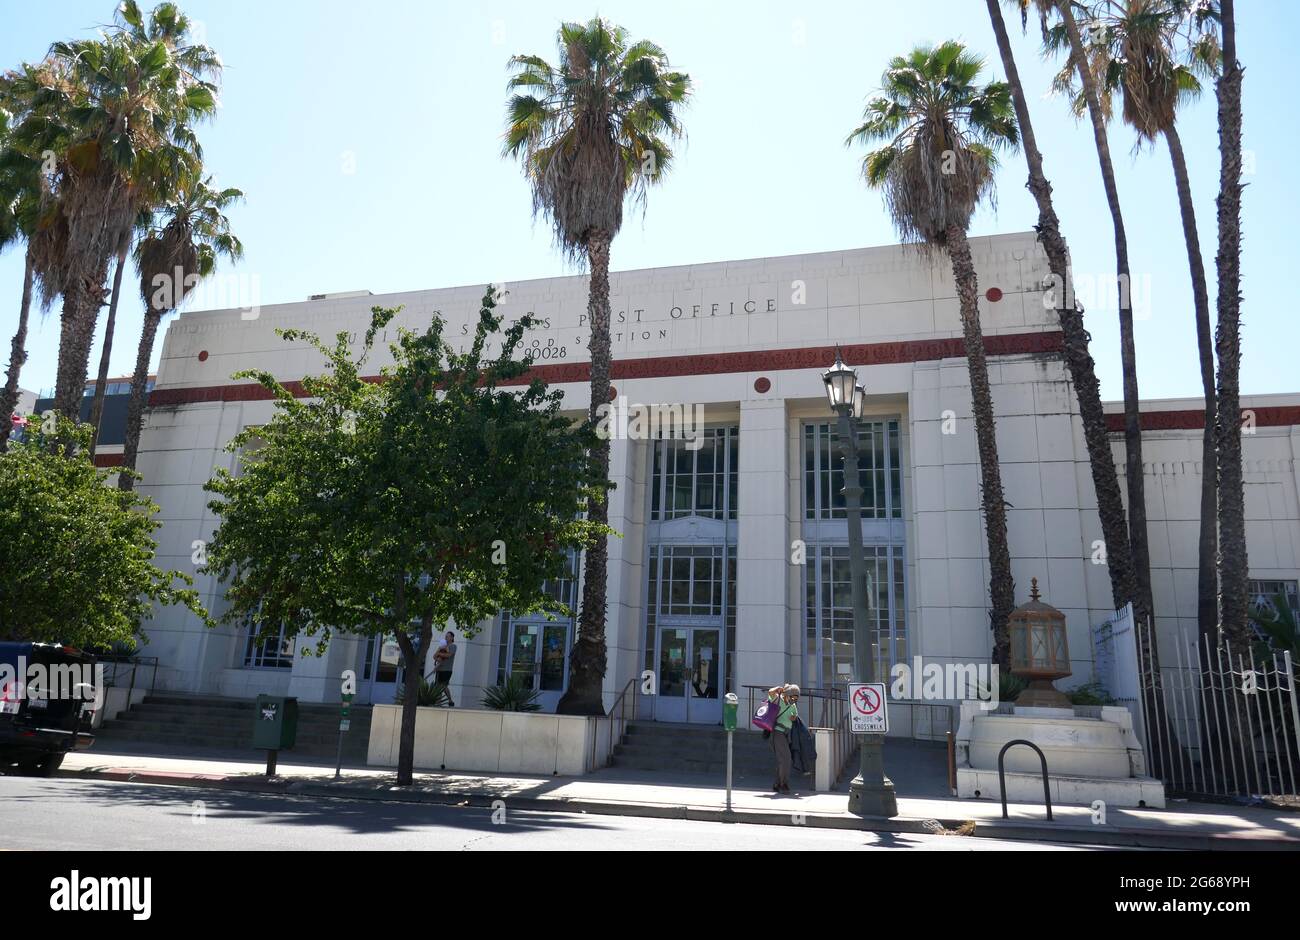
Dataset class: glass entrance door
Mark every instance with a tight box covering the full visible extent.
[655,625,723,724]
[507,622,569,712]
[364,633,404,705]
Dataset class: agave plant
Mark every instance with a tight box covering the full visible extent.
[1067,680,1117,706]
[481,675,542,712]
[394,677,451,708]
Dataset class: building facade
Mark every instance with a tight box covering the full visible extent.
[128,232,1300,726]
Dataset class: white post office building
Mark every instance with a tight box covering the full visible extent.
[128,231,1300,727]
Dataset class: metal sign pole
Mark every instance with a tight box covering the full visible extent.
[335,693,353,780]
[726,729,734,814]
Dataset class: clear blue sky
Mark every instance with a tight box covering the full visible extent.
[1,0,1293,401]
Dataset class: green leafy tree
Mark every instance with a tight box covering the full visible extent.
[504,18,690,715]
[204,287,609,785]
[0,417,207,646]
[847,41,1019,665]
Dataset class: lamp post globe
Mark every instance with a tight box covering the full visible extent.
[822,348,858,412]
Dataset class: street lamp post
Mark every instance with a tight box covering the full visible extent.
[822,348,898,818]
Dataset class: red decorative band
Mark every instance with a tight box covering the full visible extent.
[148,330,1066,407]
[1105,406,1300,431]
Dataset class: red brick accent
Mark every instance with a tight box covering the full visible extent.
[149,330,1066,407]
[1104,406,1300,431]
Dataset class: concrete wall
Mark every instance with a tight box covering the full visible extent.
[367,704,594,776]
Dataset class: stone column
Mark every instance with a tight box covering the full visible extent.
[735,399,791,714]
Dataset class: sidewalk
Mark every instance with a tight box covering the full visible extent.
[56,746,1300,850]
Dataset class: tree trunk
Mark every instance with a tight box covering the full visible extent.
[1164,124,1219,652]
[1214,0,1250,648]
[946,224,1015,668]
[117,308,163,490]
[1057,2,1156,639]
[0,250,35,454]
[53,262,109,425]
[557,229,612,716]
[89,241,129,457]
[986,0,1136,613]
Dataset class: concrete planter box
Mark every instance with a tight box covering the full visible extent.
[367,705,609,776]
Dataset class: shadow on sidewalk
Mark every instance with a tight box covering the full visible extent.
[9,776,622,837]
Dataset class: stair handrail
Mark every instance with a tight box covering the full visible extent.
[590,675,640,772]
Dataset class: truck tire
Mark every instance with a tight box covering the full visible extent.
[38,753,65,776]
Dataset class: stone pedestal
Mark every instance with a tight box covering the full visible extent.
[954,700,1165,809]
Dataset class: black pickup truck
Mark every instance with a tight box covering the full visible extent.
[0,642,97,775]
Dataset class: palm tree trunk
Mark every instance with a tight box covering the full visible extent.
[88,241,129,458]
[117,308,163,490]
[1056,2,1156,638]
[52,264,108,424]
[946,224,1015,668]
[0,250,35,454]
[1164,124,1219,652]
[1214,0,1250,647]
[986,0,1136,612]
[558,228,612,716]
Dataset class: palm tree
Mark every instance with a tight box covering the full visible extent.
[984,0,1138,617]
[0,83,42,451]
[847,42,1019,666]
[87,2,222,456]
[86,223,136,456]
[118,174,242,490]
[503,18,690,714]
[1212,0,1249,647]
[7,17,218,426]
[1023,0,1158,640]
[1081,0,1223,651]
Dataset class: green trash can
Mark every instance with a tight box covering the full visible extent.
[253,695,298,750]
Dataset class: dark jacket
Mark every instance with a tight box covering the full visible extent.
[788,717,817,775]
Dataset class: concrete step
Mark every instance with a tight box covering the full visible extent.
[101,717,368,743]
[94,725,369,759]
[607,753,790,778]
[111,717,371,738]
[139,697,368,718]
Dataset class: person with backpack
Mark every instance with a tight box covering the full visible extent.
[765,683,800,795]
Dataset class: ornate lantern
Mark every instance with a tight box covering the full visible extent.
[821,349,857,412]
[1008,578,1072,708]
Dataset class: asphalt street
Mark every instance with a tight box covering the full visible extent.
[0,776,1100,851]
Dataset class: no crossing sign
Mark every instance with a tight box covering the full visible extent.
[849,682,888,734]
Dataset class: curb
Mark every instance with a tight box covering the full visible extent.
[59,765,1300,851]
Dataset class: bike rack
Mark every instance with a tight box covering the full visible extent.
[997,738,1053,821]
